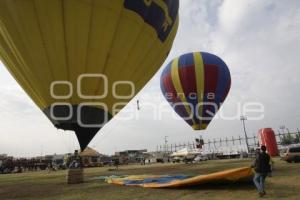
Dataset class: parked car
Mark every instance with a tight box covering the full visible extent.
[171,155,195,163]
[183,156,195,164]
[193,155,208,163]
[172,156,182,163]
[281,146,300,163]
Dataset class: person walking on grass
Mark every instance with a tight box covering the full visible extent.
[252,145,272,197]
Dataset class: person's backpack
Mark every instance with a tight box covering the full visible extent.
[255,152,271,173]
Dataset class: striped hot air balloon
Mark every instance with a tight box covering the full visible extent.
[160,52,231,130]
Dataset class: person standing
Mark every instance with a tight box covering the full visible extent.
[252,145,271,197]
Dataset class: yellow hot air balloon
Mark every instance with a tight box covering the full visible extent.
[0,0,179,150]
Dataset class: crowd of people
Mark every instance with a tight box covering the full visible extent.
[0,157,51,174]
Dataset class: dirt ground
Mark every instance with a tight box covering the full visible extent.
[0,158,299,200]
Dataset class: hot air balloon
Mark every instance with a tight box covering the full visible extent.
[0,0,179,150]
[160,52,231,130]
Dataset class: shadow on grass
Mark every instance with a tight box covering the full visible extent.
[174,180,254,191]
[93,179,255,191]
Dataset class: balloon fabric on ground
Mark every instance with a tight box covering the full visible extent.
[104,167,253,188]
[0,0,179,150]
[160,52,231,131]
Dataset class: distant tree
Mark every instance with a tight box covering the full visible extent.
[294,133,300,144]
[281,134,293,145]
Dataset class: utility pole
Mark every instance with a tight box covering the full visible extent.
[40,145,43,158]
[240,115,250,153]
[297,128,300,142]
[286,128,292,142]
[279,125,285,134]
[164,136,168,153]
[279,125,286,144]
[277,129,282,143]
[253,133,257,146]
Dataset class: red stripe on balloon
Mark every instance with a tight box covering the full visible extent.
[202,64,219,123]
[204,64,219,98]
[162,73,178,102]
[178,65,197,97]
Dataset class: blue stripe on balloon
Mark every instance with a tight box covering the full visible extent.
[201,52,226,66]
[178,52,194,68]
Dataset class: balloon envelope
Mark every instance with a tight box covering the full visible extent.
[0,0,179,150]
[160,52,231,130]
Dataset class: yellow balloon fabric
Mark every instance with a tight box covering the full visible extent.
[106,167,254,188]
[0,0,179,149]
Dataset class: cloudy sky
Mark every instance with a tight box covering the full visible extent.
[1,0,300,157]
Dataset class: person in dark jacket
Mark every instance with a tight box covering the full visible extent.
[252,145,271,197]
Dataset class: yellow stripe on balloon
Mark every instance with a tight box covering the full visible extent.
[171,57,195,124]
[193,52,205,128]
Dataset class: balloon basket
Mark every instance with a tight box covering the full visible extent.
[67,168,84,184]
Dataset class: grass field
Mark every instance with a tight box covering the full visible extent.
[0,158,299,200]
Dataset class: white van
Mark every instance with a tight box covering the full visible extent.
[281,145,300,163]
